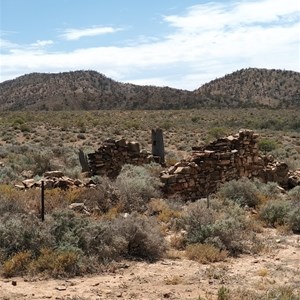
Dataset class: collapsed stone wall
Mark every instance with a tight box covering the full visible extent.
[88,138,155,178]
[160,130,294,199]
[86,131,299,198]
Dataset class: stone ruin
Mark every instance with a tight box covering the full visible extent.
[160,130,299,199]
[86,129,299,199]
[87,138,157,178]
[16,130,300,196]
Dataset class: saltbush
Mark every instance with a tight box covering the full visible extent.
[48,210,90,251]
[288,186,300,202]
[218,178,261,207]
[254,180,282,200]
[116,164,162,212]
[0,165,21,182]
[287,204,300,233]
[185,201,217,244]
[259,200,291,227]
[0,209,167,276]
[0,214,53,260]
[80,177,119,213]
[116,213,166,261]
[185,200,250,255]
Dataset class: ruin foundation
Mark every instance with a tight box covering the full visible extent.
[88,138,156,178]
[160,130,294,199]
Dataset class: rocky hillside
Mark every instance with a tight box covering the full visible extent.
[0,68,299,110]
[196,68,300,108]
[0,71,196,110]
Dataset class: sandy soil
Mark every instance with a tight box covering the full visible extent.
[1,231,299,300]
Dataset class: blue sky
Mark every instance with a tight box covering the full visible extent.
[0,0,299,90]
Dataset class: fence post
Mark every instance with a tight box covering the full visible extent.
[151,128,165,165]
[41,180,45,222]
[79,149,90,172]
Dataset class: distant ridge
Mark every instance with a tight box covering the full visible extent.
[0,68,299,110]
[196,68,300,108]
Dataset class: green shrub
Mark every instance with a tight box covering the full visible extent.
[0,214,53,260]
[258,139,277,154]
[259,200,291,227]
[208,127,227,139]
[218,178,261,207]
[185,200,250,255]
[78,221,127,262]
[185,201,217,244]
[116,164,162,212]
[254,180,282,200]
[80,177,119,213]
[0,166,21,183]
[32,151,52,175]
[288,186,300,202]
[116,213,166,261]
[267,286,300,300]
[218,286,230,300]
[20,123,31,132]
[49,210,89,249]
[257,118,282,131]
[287,205,300,233]
[49,210,127,262]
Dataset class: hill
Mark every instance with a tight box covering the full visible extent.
[0,71,196,111]
[0,68,299,110]
[196,68,300,108]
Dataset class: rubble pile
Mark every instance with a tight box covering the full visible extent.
[16,171,94,190]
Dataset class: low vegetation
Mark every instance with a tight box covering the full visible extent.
[0,109,299,299]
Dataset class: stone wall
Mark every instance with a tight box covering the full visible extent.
[87,131,299,197]
[88,138,155,178]
[160,130,293,199]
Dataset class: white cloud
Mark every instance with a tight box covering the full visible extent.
[60,26,122,40]
[30,40,54,47]
[0,38,19,49]
[164,0,300,31]
[1,0,299,89]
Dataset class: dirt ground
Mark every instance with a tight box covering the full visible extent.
[1,230,299,300]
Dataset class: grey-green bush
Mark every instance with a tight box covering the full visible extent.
[287,204,300,233]
[185,200,250,255]
[254,180,282,199]
[0,214,53,260]
[259,200,291,227]
[283,187,300,232]
[116,164,162,212]
[288,186,300,202]
[218,178,260,207]
[115,212,166,261]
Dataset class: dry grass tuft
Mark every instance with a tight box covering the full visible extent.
[186,243,228,264]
